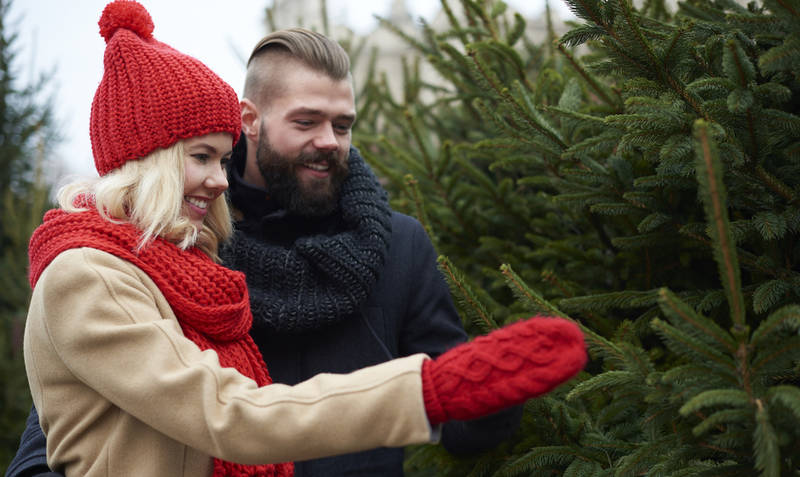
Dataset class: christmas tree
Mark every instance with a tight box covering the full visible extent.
[0,0,57,466]
[352,0,800,475]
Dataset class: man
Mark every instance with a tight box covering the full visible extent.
[7,29,520,477]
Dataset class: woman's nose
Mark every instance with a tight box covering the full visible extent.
[205,164,229,191]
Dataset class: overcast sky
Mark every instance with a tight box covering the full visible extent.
[9,0,574,178]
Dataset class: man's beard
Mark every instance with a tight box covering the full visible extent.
[255,127,349,218]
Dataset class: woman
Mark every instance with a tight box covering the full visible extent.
[23,2,587,476]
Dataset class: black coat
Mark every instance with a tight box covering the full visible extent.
[224,145,521,476]
[250,211,500,477]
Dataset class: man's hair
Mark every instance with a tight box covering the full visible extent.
[244,28,351,105]
[57,140,232,261]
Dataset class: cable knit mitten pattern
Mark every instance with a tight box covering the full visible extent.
[421,316,587,425]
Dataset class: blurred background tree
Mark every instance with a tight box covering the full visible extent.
[0,0,57,469]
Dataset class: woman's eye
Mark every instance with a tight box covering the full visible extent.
[192,154,209,163]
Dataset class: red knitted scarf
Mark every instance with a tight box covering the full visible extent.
[28,207,294,477]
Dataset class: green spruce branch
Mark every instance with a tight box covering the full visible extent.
[693,120,746,330]
[437,255,499,331]
[402,174,435,243]
[467,47,568,149]
[500,264,566,318]
[557,42,622,109]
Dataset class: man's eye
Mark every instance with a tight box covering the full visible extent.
[295,120,313,127]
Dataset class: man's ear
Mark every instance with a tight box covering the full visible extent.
[240,98,260,140]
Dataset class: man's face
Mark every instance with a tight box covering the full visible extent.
[255,64,355,217]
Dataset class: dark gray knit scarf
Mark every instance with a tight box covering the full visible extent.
[221,149,393,334]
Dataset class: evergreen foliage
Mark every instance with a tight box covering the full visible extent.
[352,0,800,474]
[0,0,57,469]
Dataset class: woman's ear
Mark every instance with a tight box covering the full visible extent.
[240,99,260,140]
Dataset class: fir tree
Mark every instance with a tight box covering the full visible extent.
[352,0,800,475]
[0,0,57,468]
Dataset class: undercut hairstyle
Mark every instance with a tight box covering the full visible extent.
[58,140,232,261]
[244,28,351,106]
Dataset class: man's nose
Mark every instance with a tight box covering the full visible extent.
[313,123,338,151]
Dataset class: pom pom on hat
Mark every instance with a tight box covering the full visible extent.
[98,0,153,42]
[90,0,241,176]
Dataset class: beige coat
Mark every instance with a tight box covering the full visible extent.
[24,248,433,477]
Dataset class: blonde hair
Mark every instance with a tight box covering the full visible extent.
[244,28,351,106]
[58,140,232,261]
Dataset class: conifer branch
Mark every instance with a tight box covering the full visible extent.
[440,0,469,45]
[750,305,800,347]
[618,0,669,84]
[745,109,759,162]
[767,385,800,422]
[723,38,762,161]
[567,370,638,400]
[657,288,738,354]
[723,38,756,88]
[487,122,563,172]
[541,269,575,299]
[427,152,482,240]
[427,44,477,95]
[464,0,498,41]
[460,0,481,38]
[693,120,746,329]
[754,399,780,477]
[360,140,410,186]
[569,0,621,41]
[651,319,737,372]
[576,325,626,371]
[402,109,434,172]
[437,255,498,331]
[374,131,481,242]
[750,337,800,377]
[695,443,747,459]
[679,388,750,417]
[600,36,653,79]
[677,222,783,279]
[544,1,556,59]
[475,41,535,91]
[500,264,566,318]
[503,445,601,475]
[402,174,434,242]
[774,0,799,17]
[557,42,621,109]
[374,17,434,57]
[467,48,568,149]
[753,164,797,204]
[617,0,710,121]
[691,408,749,437]
[663,22,690,66]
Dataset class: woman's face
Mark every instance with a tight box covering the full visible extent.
[182,132,233,229]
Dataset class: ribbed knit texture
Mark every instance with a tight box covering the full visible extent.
[221,148,393,334]
[28,205,294,477]
[90,1,240,176]
[421,317,587,425]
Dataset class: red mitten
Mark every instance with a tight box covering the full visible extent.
[421,316,587,425]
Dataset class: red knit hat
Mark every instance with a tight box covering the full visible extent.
[90,1,241,176]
